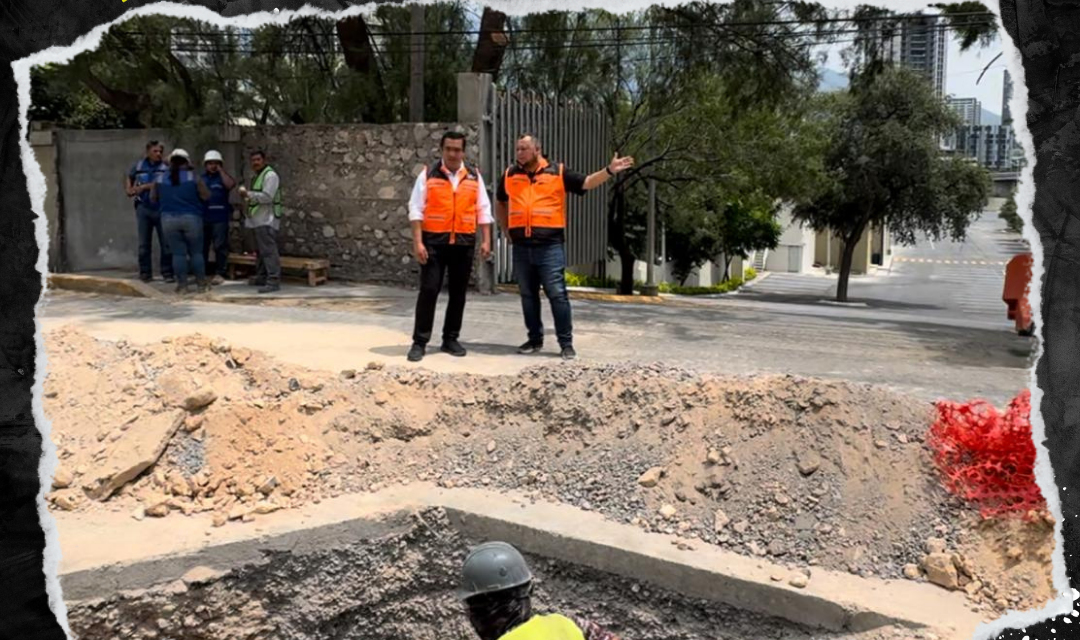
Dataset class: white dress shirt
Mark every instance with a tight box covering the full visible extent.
[408,163,493,225]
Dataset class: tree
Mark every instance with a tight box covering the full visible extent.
[793,66,990,302]
[666,190,782,284]
[999,190,1023,233]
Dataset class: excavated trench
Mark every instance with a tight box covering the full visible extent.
[63,507,914,640]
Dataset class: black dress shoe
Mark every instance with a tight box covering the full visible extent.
[517,341,543,354]
[407,343,426,362]
[441,340,467,357]
[560,345,577,361]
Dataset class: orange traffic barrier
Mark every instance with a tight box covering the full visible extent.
[1002,253,1034,335]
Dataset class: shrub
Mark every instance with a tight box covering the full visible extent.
[927,389,1044,518]
[744,267,758,281]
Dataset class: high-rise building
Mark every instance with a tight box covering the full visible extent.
[947,97,982,126]
[1002,69,1014,125]
[885,14,948,97]
[955,125,1021,172]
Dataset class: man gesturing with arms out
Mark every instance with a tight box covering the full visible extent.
[496,134,633,360]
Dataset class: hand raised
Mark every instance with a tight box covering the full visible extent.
[609,153,635,174]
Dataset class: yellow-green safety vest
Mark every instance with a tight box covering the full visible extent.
[499,615,586,640]
[249,165,283,218]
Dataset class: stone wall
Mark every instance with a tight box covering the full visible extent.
[235,123,480,285]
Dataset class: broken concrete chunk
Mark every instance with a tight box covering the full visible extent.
[51,467,74,490]
[84,411,185,501]
[182,387,218,412]
[637,466,664,488]
[796,450,822,476]
[921,553,959,590]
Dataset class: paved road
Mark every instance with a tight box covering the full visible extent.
[39,214,1033,405]
[739,213,1028,328]
[40,282,1032,405]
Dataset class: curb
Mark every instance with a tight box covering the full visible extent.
[47,273,165,300]
[56,485,984,639]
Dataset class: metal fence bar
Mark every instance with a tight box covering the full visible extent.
[485,89,608,283]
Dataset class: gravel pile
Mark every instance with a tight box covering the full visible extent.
[44,327,1054,615]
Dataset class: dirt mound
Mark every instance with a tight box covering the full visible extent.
[44,327,1053,614]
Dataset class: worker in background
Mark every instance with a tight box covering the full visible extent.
[406,130,493,363]
[238,149,282,294]
[457,541,621,640]
[150,149,210,294]
[201,150,236,286]
[496,134,633,360]
[125,140,174,283]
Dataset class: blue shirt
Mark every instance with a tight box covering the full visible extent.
[155,170,204,217]
[129,158,167,211]
[202,172,232,223]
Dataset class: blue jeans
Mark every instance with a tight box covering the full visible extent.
[136,204,173,279]
[513,242,573,348]
[203,221,230,277]
[162,214,206,286]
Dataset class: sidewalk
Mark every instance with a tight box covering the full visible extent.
[49,270,679,306]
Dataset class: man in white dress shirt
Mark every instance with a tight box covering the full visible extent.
[406,131,493,362]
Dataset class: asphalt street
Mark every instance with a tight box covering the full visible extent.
[40,210,1034,406]
[738,213,1029,328]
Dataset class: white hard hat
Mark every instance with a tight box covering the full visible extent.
[204,150,224,164]
[170,148,190,161]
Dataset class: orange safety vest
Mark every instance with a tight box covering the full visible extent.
[422,161,481,245]
[503,158,567,241]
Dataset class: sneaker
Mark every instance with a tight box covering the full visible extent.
[560,346,577,361]
[517,341,543,355]
[257,284,281,294]
[407,343,425,362]
[441,340,467,357]
[211,275,225,286]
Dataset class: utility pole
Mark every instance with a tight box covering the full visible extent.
[641,14,660,297]
[409,4,425,122]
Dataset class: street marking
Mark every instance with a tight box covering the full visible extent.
[894,257,1006,266]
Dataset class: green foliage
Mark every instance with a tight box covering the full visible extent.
[999,191,1022,233]
[666,187,783,284]
[932,2,998,51]
[744,267,758,281]
[562,271,748,296]
[793,65,990,300]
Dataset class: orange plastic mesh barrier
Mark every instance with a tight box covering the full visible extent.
[927,390,1044,518]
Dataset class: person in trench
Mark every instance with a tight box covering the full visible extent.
[458,541,621,640]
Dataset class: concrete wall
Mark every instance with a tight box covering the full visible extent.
[54,128,237,273]
[29,129,61,272]
[814,226,875,275]
[49,123,482,285]
[235,123,479,284]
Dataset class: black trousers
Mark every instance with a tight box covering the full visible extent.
[412,243,475,346]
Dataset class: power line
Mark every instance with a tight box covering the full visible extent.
[140,9,995,41]
[149,21,987,58]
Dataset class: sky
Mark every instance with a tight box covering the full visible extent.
[820,34,1008,117]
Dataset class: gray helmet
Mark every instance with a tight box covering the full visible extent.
[456,541,533,601]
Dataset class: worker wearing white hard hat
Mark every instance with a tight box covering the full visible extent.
[150,147,210,294]
[201,149,237,285]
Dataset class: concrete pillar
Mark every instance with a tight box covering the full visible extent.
[29,128,61,272]
[458,72,497,294]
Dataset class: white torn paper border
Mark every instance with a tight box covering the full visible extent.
[10,0,1068,638]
